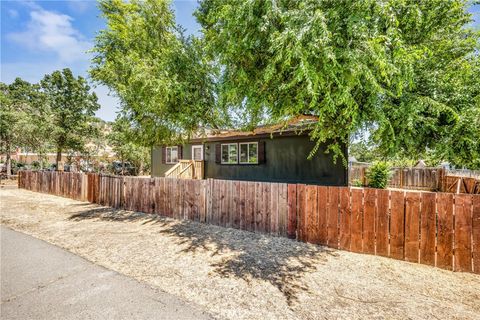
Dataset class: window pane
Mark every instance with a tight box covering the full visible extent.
[240,144,248,163]
[193,147,202,160]
[166,148,171,163]
[248,143,258,163]
[171,148,178,162]
[221,145,229,163]
[229,144,237,163]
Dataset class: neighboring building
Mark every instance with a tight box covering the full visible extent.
[415,160,427,168]
[0,150,68,165]
[151,116,348,186]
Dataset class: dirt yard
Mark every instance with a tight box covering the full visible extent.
[1,186,479,320]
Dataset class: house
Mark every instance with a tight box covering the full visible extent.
[151,116,348,185]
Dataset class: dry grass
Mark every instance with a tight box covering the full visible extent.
[1,186,479,320]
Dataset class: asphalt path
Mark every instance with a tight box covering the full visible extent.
[0,225,212,320]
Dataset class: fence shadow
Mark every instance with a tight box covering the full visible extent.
[68,208,336,306]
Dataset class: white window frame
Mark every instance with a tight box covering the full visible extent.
[239,142,259,164]
[165,146,178,164]
[191,145,204,161]
[221,143,238,164]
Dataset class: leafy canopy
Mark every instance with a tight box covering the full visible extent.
[90,0,225,146]
[90,0,479,168]
[197,0,480,165]
[40,68,100,162]
[0,79,51,156]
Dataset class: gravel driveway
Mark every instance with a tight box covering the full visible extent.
[1,186,479,320]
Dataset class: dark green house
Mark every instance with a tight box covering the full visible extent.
[151,116,347,185]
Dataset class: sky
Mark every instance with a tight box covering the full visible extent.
[1,0,201,121]
[1,1,479,122]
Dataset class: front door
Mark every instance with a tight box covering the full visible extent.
[192,145,204,161]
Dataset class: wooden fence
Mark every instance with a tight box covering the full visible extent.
[18,171,480,274]
[349,166,445,191]
[440,175,480,194]
[17,171,88,201]
[350,166,479,194]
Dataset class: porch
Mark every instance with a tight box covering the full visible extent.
[164,160,204,179]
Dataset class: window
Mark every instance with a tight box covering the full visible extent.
[239,142,258,164]
[192,145,203,161]
[221,143,238,164]
[165,146,178,164]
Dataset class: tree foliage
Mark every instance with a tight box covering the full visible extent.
[108,116,150,174]
[196,0,480,166]
[89,0,480,169]
[90,0,225,146]
[40,68,100,166]
[0,79,51,174]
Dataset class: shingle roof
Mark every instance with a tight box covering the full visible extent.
[191,115,318,142]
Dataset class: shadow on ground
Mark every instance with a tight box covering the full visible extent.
[69,207,336,306]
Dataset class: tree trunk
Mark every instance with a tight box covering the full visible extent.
[56,147,62,170]
[6,153,11,177]
[5,139,11,177]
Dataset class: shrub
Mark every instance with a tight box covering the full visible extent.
[31,161,41,169]
[367,162,391,189]
[352,179,364,187]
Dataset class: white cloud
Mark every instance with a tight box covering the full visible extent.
[7,5,92,63]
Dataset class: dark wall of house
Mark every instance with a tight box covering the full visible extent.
[205,136,346,185]
[152,136,347,185]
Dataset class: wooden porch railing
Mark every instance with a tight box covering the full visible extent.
[164,160,204,179]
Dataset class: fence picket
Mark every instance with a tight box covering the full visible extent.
[454,194,473,272]
[339,187,351,251]
[405,192,421,263]
[473,196,480,274]
[305,185,317,244]
[296,184,306,241]
[350,188,363,253]
[420,192,436,266]
[317,186,328,245]
[437,193,454,270]
[390,191,405,260]
[376,189,389,257]
[327,187,339,248]
[287,184,297,239]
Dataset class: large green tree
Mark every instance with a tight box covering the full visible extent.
[90,0,225,146]
[40,68,100,167]
[0,79,50,175]
[197,0,480,166]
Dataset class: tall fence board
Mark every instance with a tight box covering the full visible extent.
[18,170,480,274]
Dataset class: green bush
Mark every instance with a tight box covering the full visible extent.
[352,179,364,187]
[366,162,391,189]
[31,161,41,169]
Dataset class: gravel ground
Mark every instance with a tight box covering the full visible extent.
[1,186,479,320]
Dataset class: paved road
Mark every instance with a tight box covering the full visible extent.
[0,226,212,320]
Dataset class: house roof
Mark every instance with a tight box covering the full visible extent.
[190,115,318,142]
